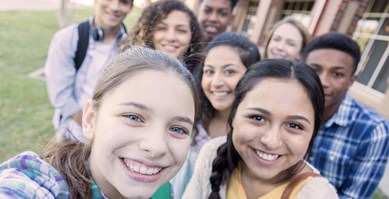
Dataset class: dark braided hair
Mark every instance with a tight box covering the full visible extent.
[208,59,324,198]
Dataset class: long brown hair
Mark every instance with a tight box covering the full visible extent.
[42,46,199,198]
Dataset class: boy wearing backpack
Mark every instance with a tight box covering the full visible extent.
[44,0,133,142]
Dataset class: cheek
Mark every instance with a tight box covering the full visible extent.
[121,6,132,14]
[230,76,244,91]
[286,134,312,156]
[181,34,192,45]
[201,77,209,91]
[169,138,190,164]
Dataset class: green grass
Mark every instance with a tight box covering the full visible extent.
[0,7,141,162]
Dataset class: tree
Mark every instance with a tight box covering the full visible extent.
[58,0,73,28]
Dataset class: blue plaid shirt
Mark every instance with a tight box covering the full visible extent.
[0,151,107,199]
[308,93,389,199]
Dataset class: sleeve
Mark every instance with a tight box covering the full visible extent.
[339,121,389,199]
[0,170,55,199]
[44,25,81,120]
[182,137,226,199]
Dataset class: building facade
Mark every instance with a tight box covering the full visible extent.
[186,0,389,118]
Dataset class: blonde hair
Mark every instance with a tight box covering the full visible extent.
[262,16,311,60]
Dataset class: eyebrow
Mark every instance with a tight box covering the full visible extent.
[118,102,194,125]
[119,102,153,112]
[204,64,241,69]
[246,107,311,124]
[174,116,194,126]
[309,63,347,70]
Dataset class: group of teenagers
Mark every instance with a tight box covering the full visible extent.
[0,0,388,198]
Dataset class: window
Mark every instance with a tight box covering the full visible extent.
[353,0,389,94]
[241,0,260,37]
[281,0,315,27]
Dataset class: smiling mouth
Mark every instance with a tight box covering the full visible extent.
[122,158,163,175]
[212,91,228,97]
[255,150,280,161]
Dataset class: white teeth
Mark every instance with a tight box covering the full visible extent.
[213,92,228,97]
[125,161,162,175]
[256,150,279,161]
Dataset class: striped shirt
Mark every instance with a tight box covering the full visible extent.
[0,151,107,198]
[308,93,389,199]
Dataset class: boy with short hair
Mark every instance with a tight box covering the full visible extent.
[45,0,133,141]
[303,32,389,199]
[198,0,238,42]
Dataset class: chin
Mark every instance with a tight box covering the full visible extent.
[119,188,156,199]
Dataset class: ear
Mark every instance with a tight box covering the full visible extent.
[82,99,97,140]
[348,75,357,88]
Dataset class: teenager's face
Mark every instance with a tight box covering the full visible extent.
[152,10,192,59]
[232,78,315,183]
[198,0,233,42]
[305,49,355,113]
[94,0,132,30]
[267,23,303,61]
[201,46,246,112]
[83,70,195,199]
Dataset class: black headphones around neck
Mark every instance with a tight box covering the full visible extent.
[90,17,127,42]
[91,25,104,41]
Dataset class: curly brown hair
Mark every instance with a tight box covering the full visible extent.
[122,1,203,73]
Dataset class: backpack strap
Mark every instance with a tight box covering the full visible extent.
[74,19,127,72]
[281,172,320,199]
[74,20,90,72]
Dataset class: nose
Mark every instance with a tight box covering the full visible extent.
[274,40,285,51]
[139,126,168,159]
[165,28,177,42]
[318,72,330,88]
[208,11,218,22]
[108,0,120,10]
[260,126,283,150]
[210,72,224,87]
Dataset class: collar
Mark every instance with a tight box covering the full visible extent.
[86,161,108,199]
[324,93,359,128]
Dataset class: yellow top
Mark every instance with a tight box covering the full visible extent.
[227,166,312,199]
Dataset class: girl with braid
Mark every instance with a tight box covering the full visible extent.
[171,32,260,199]
[183,60,338,199]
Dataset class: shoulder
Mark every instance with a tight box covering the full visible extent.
[349,96,388,125]
[333,95,389,137]
[53,23,78,38]
[296,176,339,199]
[0,151,69,198]
[195,136,227,169]
[201,136,227,155]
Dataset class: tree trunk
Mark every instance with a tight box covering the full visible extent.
[59,0,72,28]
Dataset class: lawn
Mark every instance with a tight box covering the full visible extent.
[0,7,141,162]
[0,6,387,199]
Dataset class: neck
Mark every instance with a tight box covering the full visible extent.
[215,108,230,121]
[207,109,230,138]
[322,101,342,125]
[240,163,281,199]
[103,26,121,43]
